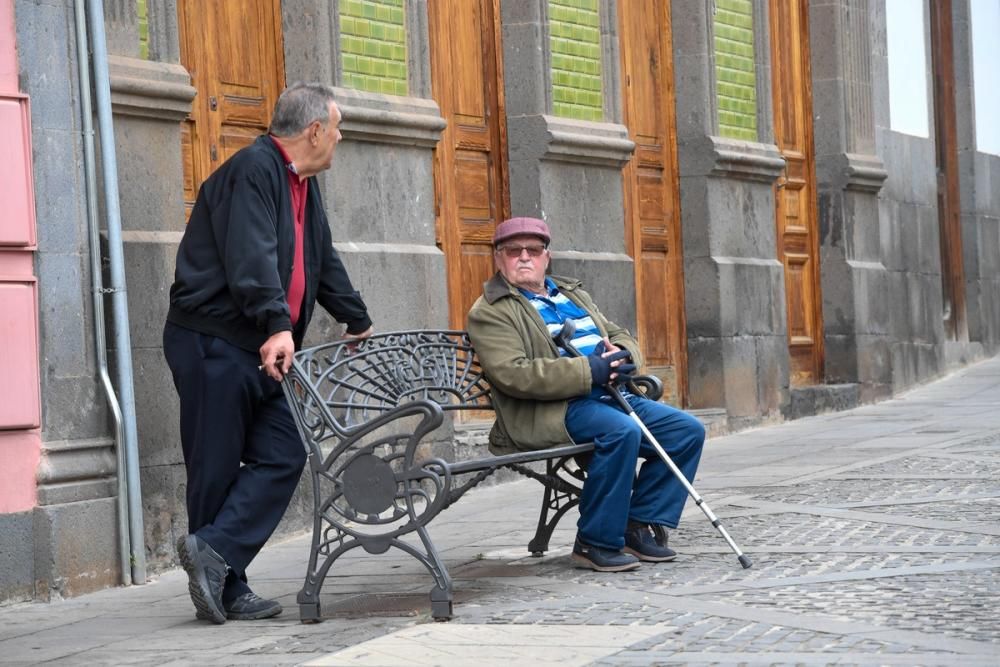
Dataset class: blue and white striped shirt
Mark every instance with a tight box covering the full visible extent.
[519,278,603,356]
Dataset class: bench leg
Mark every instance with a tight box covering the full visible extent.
[528,457,584,556]
[430,585,453,621]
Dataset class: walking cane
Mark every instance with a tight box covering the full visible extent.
[554,320,752,569]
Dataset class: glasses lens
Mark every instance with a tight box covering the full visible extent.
[503,245,545,258]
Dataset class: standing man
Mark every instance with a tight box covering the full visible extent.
[468,217,704,572]
[164,83,372,623]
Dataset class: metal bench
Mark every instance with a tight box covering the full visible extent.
[281,329,662,622]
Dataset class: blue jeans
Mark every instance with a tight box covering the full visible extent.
[565,390,705,551]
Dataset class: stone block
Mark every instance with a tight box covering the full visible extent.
[507,158,544,218]
[670,0,709,57]
[672,54,714,140]
[895,202,921,271]
[0,511,34,604]
[820,245,854,335]
[755,334,789,414]
[39,375,108,444]
[811,78,846,159]
[326,142,437,245]
[846,191,883,262]
[720,335,761,418]
[717,257,784,336]
[35,252,89,376]
[916,204,942,274]
[855,332,892,391]
[131,346,182,468]
[500,0,544,25]
[678,175,711,257]
[823,333,858,384]
[549,253,636,332]
[538,161,626,250]
[139,461,188,572]
[114,117,187,233]
[683,255,723,338]
[886,270,909,339]
[314,243,448,334]
[705,177,778,258]
[280,0,335,84]
[500,22,547,118]
[14,2,75,133]
[123,236,177,350]
[685,336,725,409]
[33,497,120,600]
[851,262,890,336]
[31,129,87,254]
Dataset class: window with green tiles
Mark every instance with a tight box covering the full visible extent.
[549,0,603,121]
[714,0,757,141]
[138,0,149,59]
[339,0,408,96]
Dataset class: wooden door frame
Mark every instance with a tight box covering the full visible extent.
[428,0,511,330]
[929,0,968,341]
[618,0,688,406]
[769,0,824,385]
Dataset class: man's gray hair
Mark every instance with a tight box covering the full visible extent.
[269,82,338,137]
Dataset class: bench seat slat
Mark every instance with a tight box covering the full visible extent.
[443,443,593,475]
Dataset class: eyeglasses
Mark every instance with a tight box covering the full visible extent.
[498,244,547,259]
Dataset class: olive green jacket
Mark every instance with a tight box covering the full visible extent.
[467,273,643,455]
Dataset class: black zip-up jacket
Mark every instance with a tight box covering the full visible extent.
[167,135,371,352]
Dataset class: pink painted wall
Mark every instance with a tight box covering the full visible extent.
[0,0,42,514]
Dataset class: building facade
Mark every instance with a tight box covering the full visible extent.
[2,0,998,602]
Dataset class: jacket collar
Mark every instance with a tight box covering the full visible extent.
[482,272,582,304]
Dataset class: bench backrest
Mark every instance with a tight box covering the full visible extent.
[284,330,492,439]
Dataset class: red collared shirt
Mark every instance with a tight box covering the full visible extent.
[269,136,308,326]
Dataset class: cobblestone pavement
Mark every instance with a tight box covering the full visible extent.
[1,361,999,665]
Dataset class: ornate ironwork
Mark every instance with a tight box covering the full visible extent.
[281,329,662,623]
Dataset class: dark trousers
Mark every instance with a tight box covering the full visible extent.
[163,322,307,602]
[565,390,705,551]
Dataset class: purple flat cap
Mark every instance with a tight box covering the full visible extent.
[492,217,551,246]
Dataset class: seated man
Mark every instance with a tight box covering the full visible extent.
[467,217,705,572]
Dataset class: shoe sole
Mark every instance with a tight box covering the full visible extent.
[197,605,282,622]
[571,552,641,572]
[623,546,677,563]
[178,536,227,625]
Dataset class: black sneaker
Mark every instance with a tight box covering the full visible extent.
[223,592,283,620]
[177,534,229,624]
[623,521,677,562]
[571,537,641,572]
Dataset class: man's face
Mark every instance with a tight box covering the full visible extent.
[495,233,550,292]
[313,101,342,172]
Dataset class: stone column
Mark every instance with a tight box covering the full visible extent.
[952,0,1000,352]
[282,0,447,336]
[809,0,891,401]
[672,0,788,429]
[499,0,637,327]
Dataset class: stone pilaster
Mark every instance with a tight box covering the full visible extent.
[673,0,788,428]
[500,0,636,327]
[809,0,891,401]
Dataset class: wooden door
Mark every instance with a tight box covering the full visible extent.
[619,0,687,406]
[428,0,510,329]
[929,0,968,341]
[178,0,285,218]
[769,0,823,386]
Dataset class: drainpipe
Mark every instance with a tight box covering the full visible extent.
[73,0,131,587]
[82,0,147,584]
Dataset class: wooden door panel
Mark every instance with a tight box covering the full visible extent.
[770,0,823,386]
[620,0,686,405]
[429,0,508,330]
[179,0,284,218]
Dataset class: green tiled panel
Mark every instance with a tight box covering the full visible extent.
[549,0,602,120]
[713,0,757,140]
[340,0,408,96]
[137,0,149,59]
